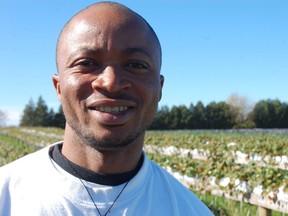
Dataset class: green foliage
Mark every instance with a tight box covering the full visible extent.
[0,133,39,166]
[1,128,288,215]
[151,99,288,130]
[151,101,235,130]
[53,106,66,129]
[205,102,234,129]
[34,96,49,126]
[196,191,287,216]
[20,96,65,128]
[191,101,206,129]
[0,127,64,165]
[145,130,288,193]
[20,98,36,126]
[145,130,288,156]
[253,99,288,128]
[196,191,258,216]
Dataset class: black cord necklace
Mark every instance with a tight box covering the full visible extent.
[65,158,130,216]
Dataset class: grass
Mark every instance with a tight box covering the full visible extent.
[196,191,287,216]
[0,133,39,166]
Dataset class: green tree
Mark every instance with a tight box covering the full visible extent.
[191,101,206,129]
[178,105,192,129]
[150,105,171,129]
[205,101,233,129]
[53,106,66,128]
[252,100,268,128]
[278,102,288,128]
[268,99,282,128]
[20,98,36,126]
[34,96,49,126]
[167,105,191,129]
[20,96,54,127]
[169,106,182,129]
[46,108,56,127]
[252,99,283,128]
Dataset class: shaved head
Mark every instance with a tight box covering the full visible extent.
[52,0,164,153]
[56,1,161,71]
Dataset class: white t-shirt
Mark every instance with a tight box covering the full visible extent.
[0,143,213,216]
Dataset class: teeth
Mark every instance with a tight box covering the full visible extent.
[94,106,128,113]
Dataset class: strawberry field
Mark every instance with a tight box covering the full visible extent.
[0,127,287,215]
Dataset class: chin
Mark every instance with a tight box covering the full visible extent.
[68,119,148,151]
[84,129,144,151]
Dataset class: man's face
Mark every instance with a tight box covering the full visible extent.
[53,9,163,150]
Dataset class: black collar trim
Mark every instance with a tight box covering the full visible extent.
[50,144,143,186]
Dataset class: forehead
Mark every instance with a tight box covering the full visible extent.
[63,4,158,47]
[57,5,160,64]
[66,17,153,47]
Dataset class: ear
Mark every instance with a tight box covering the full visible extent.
[158,75,165,101]
[52,74,62,101]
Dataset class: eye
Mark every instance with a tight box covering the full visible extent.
[125,61,148,69]
[75,59,100,67]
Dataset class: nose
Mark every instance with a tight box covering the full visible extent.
[92,65,131,93]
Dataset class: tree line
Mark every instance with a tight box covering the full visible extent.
[151,99,288,129]
[19,95,288,129]
[20,96,65,128]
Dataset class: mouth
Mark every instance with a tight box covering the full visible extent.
[87,99,136,126]
[90,105,130,113]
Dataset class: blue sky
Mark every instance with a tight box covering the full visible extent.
[1,0,288,125]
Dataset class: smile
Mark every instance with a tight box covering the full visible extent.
[88,104,134,126]
[91,106,129,113]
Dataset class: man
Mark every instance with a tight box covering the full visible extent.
[0,2,213,215]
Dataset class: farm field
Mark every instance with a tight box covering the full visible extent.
[0,127,287,215]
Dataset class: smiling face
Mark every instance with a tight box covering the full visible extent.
[53,3,164,151]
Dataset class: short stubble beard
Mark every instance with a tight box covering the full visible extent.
[67,120,148,152]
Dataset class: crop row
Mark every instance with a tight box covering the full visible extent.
[145,130,288,156]
[0,127,63,166]
[147,151,288,213]
[0,133,38,166]
[0,127,63,148]
[1,127,287,211]
[147,151,287,195]
[145,144,288,171]
[145,132,288,198]
[1,128,288,156]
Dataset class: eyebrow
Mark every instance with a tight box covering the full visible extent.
[66,47,103,64]
[123,48,152,59]
[66,46,153,64]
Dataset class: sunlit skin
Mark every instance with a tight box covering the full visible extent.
[52,3,164,174]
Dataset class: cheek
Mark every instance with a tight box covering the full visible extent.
[141,79,162,102]
[66,75,78,86]
[61,75,93,100]
[141,89,160,128]
[60,76,90,122]
[138,81,161,114]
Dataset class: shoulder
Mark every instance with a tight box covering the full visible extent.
[148,159,195,196]
[0,143,59,181]
[145,156,213,215]
[0,143,63,203]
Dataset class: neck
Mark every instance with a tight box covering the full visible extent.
[61,127,144,174]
